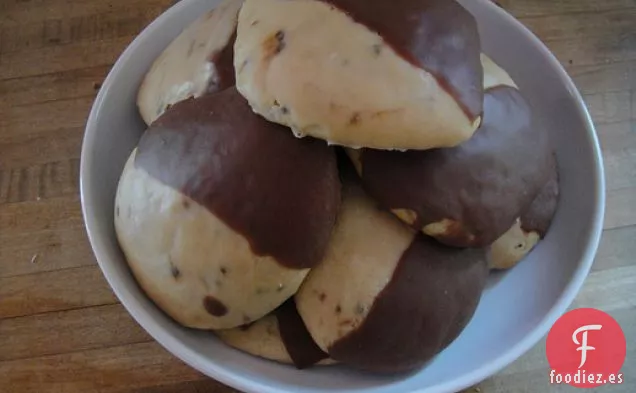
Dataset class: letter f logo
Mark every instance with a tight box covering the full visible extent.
[572,324,602,368]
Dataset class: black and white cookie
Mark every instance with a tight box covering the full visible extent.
[115,88,341,330]
[295,178,488,373]
[216,299,337,368]
[349,55,552,247]
[233,0,484,150]
[137,0,243,125]
[490,155,560,269]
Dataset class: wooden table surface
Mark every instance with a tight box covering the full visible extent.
[0,0,634,392]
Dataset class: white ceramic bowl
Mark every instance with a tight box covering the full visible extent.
[80,0,605,392]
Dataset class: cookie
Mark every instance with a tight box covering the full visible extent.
[350,55,552,247]
[216,299,336,368]
[217,314,290,364]
[490,155,560,269]
[115,88,341,330]
[294,179,488,373]
[233,0,483,150]
[137,0,243,125]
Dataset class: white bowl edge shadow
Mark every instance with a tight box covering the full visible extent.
[79,0,606,392]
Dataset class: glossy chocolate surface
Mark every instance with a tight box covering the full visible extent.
[276,298,329,369]
[319,0,483,120]
[329,235,488,373]
[135,87,341,269]
[521,153,559,235]
[360,86,551,247]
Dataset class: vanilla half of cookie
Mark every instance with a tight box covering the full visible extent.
[234,0,483,150]
[295,179,488,373]
[115,88,341,330]
[137,0,243,125]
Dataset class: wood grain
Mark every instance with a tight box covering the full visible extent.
[0,266,117,318]
[519,7,636,42]
[0,304,149,361]
[117,380,241,393]
[0,197,94,277]
[1,9,165,54]
[0,0,634,392]
[0,66,108,107]
[0,342,205,393]
[497,0,635,18]
[0,0,172,25]
[593,225,636,271]
[605,186,636,230]
[0,36,136,80]
[0,97,94,138]
[0,129,84,169]
[569,61,636,94]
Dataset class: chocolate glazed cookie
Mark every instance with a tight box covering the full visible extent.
[490,154,560,269]
[233,0,483,150]
[216,298,336,368]
[137,0,243,125]
[320,0,482,119]
[350,55,552,247]
[114,87,340,330]
[295,179,488,373]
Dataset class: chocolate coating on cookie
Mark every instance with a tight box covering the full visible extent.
[207,30,237,94]
[521,154,559,235]
[489,154,559,270]
[115,148,313,329]
[359,85,551,247]
[319,0,482,120]
[295,177,488,374]
[216,306,336,367]
[329,236,488,373]
[233,0,484,150]
[276,298,329,369]
[135,87,340,269]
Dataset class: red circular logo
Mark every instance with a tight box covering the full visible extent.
[546,308,626,388]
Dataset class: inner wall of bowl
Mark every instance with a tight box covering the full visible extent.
[82,0,602,392]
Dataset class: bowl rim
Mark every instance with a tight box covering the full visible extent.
[79,0,606,392]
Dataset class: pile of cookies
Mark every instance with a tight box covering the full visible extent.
[115,0,559,374]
